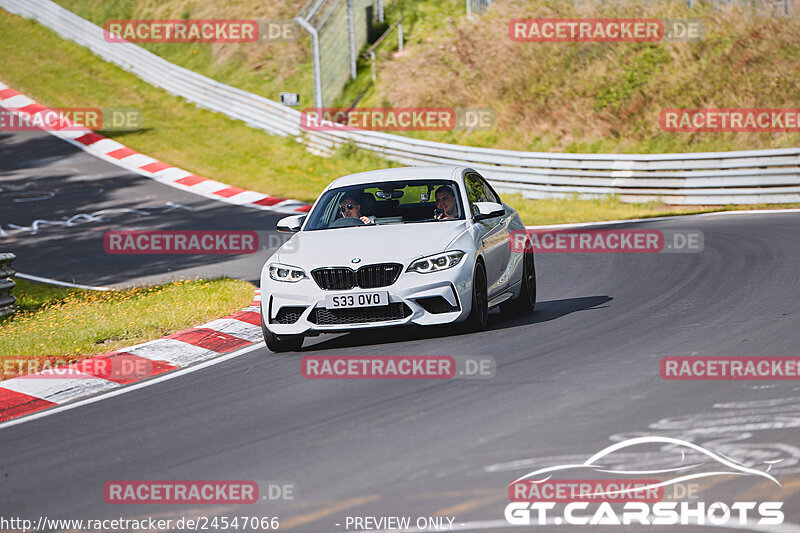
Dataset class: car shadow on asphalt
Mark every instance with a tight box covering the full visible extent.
[298,295,613,352]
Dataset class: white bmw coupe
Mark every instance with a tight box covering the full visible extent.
[259,166,536,352]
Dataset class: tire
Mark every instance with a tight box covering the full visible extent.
[262,318,304,353]
[464,261,489,332]
[501,249,536,316]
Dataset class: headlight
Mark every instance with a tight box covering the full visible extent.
[269,263,307,282]
[407,251,465,274]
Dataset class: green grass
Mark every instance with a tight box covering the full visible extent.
[49,0,317,107]
[49,0,468,110]
[0,9,393,203]
[0,278,255,375]
[504,194,800,226]
[9,279,80,315]
[39,0,800,156]
[360,0,800,154]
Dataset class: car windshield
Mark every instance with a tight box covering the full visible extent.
[304,179,464,231]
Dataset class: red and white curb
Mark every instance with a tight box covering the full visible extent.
[0,81,310,215]
[0,290,263,423]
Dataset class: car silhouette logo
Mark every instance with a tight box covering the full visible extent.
[509,436,782,499]
[351,257,361,264]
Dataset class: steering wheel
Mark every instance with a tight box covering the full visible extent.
[329,217,365,228]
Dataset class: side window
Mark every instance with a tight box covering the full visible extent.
[465,173,489,205]
[478,176,501,204]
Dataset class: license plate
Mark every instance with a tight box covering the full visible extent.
[325,291,388,309]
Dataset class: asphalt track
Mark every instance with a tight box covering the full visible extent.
[0,129,286,287]
[2,129,800,532]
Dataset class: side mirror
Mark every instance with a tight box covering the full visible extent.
[472,202,505,222]
[277,214,306,233]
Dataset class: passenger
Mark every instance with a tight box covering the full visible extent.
[434,186,458,220]
[339,194,374,224]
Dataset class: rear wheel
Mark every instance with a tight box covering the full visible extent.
[464,261,489,332]
[501,250,536,316]
[262,316,304,353]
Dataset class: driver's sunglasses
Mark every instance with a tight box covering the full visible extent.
[339,203,355,213]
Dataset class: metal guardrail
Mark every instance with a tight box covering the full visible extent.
[0,253,16,318]
[1,0,799,205]
[365,16,404,82]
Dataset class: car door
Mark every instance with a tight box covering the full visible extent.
[477,174,514,294]
[465,172,511,297]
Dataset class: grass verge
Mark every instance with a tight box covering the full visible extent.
[504,194,800,226]
[362,0,800,154]
[0,278,255,379]
[0,9,392,203]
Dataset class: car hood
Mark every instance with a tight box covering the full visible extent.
[275,221,469,268]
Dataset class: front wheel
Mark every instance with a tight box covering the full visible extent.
[262,320,304,353]
[464,261,489,332]
[501,250,536,316]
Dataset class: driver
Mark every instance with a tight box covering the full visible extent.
[434,186,458,220]
[339,194,374,225]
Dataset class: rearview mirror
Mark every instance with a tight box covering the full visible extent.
[376,190,404,199]
[277,214,306,233]
[472,202,505,222]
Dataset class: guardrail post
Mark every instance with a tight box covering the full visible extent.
[0,253,16,318]
[347,0,357,79]
[295,16,324,108]
[398,22,403,52]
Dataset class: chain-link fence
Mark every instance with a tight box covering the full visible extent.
[296,0,384,107]
[466,0,497,19]
[298,0,793,107]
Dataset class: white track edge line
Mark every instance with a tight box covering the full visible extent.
[14,272,111,291]
[526,208,800,229]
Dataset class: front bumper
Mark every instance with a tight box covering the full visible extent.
[261,260,474,335]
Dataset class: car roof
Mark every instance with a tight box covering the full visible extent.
[326,166,467,190]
